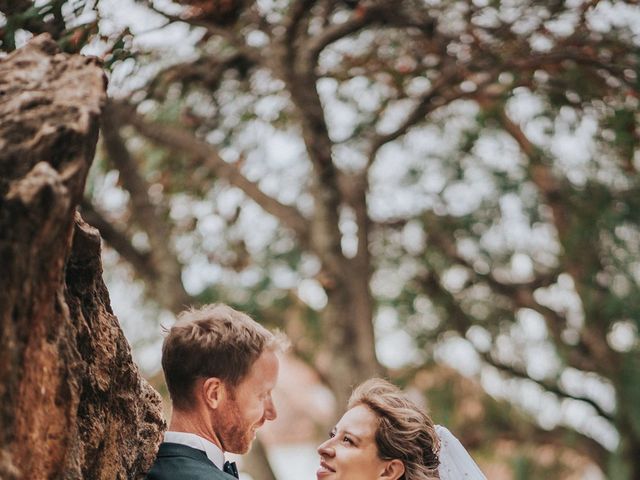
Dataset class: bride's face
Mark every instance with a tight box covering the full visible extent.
[316,405,393,480]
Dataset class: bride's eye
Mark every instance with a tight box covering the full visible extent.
[342,436,354,445]
[329,430,336,439]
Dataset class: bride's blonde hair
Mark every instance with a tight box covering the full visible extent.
[348,378,440,480]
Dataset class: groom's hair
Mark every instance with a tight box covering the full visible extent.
[162,303,287,410]
[349,378,440,480]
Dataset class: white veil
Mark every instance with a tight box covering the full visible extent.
[436,425,487,480]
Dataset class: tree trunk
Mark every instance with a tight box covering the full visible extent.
[0,34,165,479]
[319,282,382,410]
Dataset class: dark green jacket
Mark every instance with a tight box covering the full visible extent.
[146,443,236,480]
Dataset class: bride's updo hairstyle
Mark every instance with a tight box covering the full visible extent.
[348,378,440,480]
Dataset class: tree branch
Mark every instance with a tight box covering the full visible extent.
[479,350,615,422]
[148,51,256,98]
[496,107,616,372]
[304,12,370,66]
[136,0,262,62]
[418,265,615,424]
[111,102,311,246]
[270,17,348,278]
[102,104,191,313]
[283,0,316,46]
[421,211,602,374]
[512,50,635,89]
[366,70,460,166]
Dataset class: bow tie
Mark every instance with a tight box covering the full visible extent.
[224,460,239,478]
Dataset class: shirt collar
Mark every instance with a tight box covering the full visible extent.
[163,431,225,470]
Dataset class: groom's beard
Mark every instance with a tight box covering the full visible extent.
[213,397,256,454]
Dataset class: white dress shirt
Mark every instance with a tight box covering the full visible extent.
[163,431,225,470]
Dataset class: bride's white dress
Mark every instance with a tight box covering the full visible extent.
[436,425,487,480]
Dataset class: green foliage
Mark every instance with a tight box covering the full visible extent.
[605,108,637,161]
[619,353,640,438]
[511,455,534,480]
[0,0,99,52]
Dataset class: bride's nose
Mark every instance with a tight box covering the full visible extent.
[317,439,335,457]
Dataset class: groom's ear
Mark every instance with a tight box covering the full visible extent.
[380,459,405,480]
[202,377,224,409]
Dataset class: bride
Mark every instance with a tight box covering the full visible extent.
[316,378,487,480]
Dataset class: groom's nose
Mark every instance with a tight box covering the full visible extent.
[264,394,277,421]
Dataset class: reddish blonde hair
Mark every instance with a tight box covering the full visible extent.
[162,303,287,409]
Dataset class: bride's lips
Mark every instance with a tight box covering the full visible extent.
[316,460,336,477]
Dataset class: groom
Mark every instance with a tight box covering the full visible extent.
[146,304,286,479]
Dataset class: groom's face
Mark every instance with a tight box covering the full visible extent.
[215,349,279,453]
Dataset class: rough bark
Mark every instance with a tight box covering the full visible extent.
[0,34,165,479]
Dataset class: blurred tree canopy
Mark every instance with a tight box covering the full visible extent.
[2,0,639,478]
